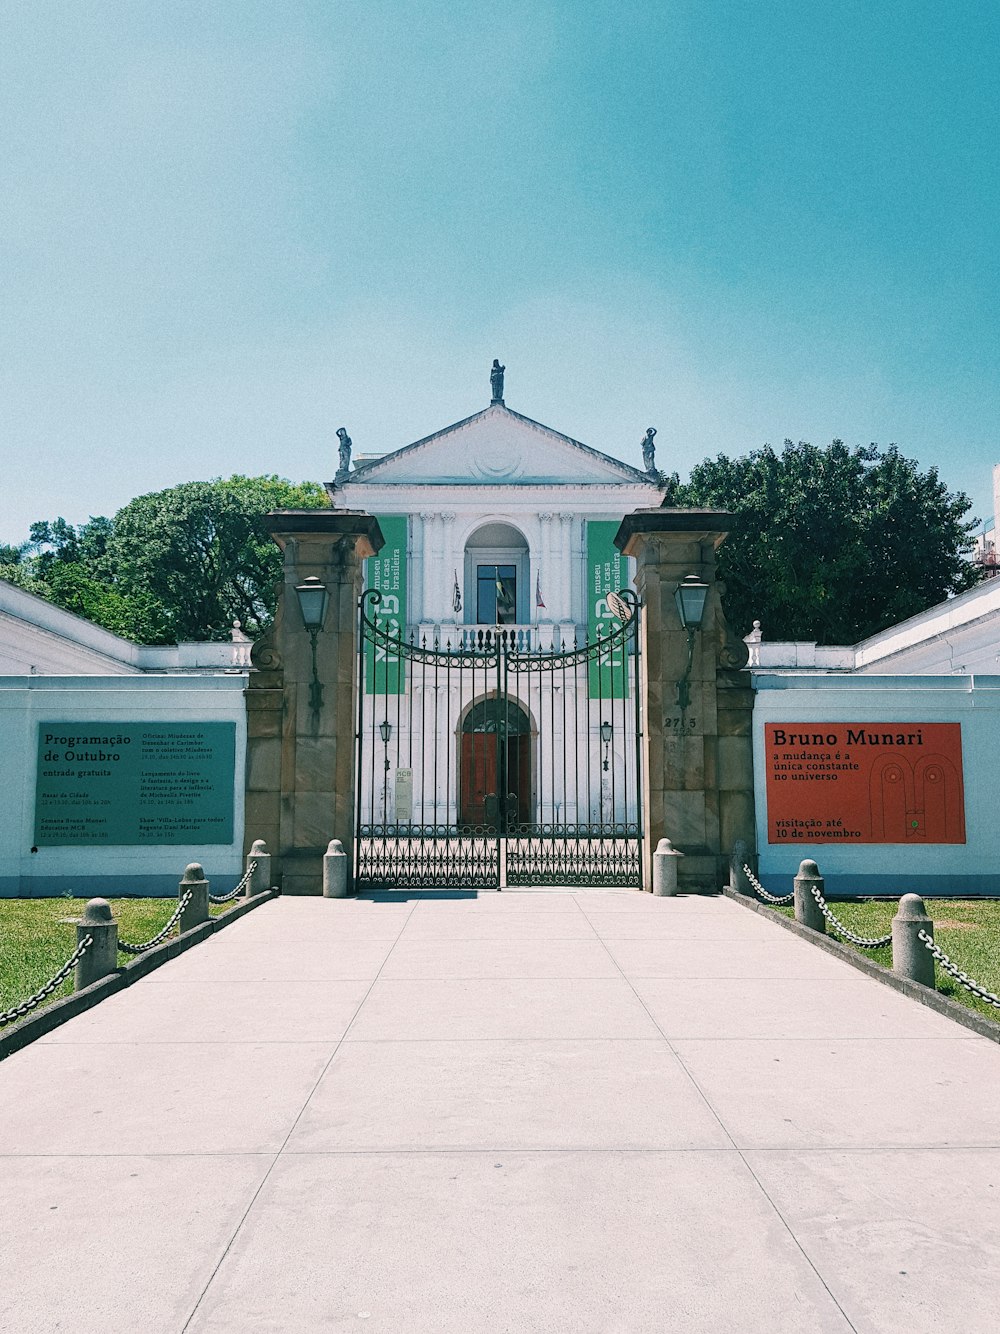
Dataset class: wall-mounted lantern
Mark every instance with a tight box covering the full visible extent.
[600,719,612,771]
[379,718,392,769]
[295,576,329,632]
[295,576,329,721]
[674,574,709,711]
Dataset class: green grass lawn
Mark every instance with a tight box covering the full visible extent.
[0,896,239,1020]
[772,898,1000,1023]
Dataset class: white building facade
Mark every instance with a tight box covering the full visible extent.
[329,396,663,886]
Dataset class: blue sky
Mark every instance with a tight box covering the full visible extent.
[2,1,998,541]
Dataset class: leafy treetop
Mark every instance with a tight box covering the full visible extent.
[1,475,327,644]
[667,440,979,644]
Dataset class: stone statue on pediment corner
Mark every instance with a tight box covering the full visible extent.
[335,427,352,483]
[641,426,657,474]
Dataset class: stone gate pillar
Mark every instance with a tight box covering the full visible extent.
[615,509,755,893]
[245,510,383,895]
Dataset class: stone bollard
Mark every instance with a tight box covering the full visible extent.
[794,859,826,933]
[75,899,119,991]
[652,838,685,896]
[178,863,210,933]
[892,893,935,988]
[246,839,271,895]
[322,839,349,898]
[729,839,752,895]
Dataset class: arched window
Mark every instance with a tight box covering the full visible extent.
[464,523,529,624]
[462,699,531,735]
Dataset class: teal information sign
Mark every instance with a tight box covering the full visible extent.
[365,514,408,695]
[34,722,236,846]
[586,520,629,700]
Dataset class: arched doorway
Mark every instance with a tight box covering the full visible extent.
[460,697,532,829]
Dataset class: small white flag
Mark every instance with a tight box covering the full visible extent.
[535,571,546,609]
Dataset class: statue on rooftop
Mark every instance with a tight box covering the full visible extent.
[335,427,352,483]
[641,426,657,474]
[490,359,505,403]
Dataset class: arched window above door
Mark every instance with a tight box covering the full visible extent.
[464,522,529,625]
[462,699,531,735]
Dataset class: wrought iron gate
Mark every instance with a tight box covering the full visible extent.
[355,589,643,889]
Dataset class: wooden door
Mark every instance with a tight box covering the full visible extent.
[506,734,531,826]
[460,732,498,826]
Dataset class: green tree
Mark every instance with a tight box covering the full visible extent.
[4,475,327,644]
[0,539,46,597]
[105,475,328,642]
[678,441,979,644]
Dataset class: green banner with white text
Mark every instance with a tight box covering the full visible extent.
[365,514,407,694]
[586,520,629,699]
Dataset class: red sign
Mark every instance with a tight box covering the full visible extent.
[765,723,965,845]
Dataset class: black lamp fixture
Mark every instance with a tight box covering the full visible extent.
[379,719,392,771]
[600,719,612,771]
[294,576,329,721]
[674,574,709,711]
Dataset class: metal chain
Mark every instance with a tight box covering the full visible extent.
[918,929,1000,1008]
[809,882,892,949]
[117,889,193,956]
[0,935,94,1028]
[742,864,794,905]
[208,860,257,904]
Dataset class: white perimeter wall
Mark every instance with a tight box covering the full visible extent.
[1,675,247,897]
[753,673,1000,896]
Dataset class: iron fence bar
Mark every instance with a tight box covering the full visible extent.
[633,596,644,880]
[561,636,568,836]
[354,587,366,885]
[584,626,594,854]
[501,630,509,834]
[443,626,451,833]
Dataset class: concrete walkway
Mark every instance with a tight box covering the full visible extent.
[2,889,999,1333]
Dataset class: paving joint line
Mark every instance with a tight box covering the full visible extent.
[567,894,740,1147]
[573,891,861,1333]
[5,1141,1000,1159]
[179,897,420,1333]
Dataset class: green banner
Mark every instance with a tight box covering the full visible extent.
[34,722,236,846]
[365,514,407,694]
[587,521,629,699]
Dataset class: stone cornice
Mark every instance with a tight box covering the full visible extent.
[265,509,384,558]
[613,508,734,555]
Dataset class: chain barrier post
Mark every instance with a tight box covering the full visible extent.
[652,838,685,896]
[729,839,751,894]
[75,899,118,990]
[892,893,935,987]
[794,859,826,933]
[247,839,270,895]
[178,864,210,933]
[322,839,349,898]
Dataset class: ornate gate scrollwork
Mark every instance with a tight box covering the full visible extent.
[356,589,643,889]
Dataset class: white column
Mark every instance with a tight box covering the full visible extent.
[559,513,574,625]
[441,512,456,623]
[420,512,437,625]
[538,512,553,626]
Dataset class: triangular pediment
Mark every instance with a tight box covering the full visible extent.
[336,405,651,487]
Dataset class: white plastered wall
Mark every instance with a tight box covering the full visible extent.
[753,673,1000,896]
[0,675,247,897]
